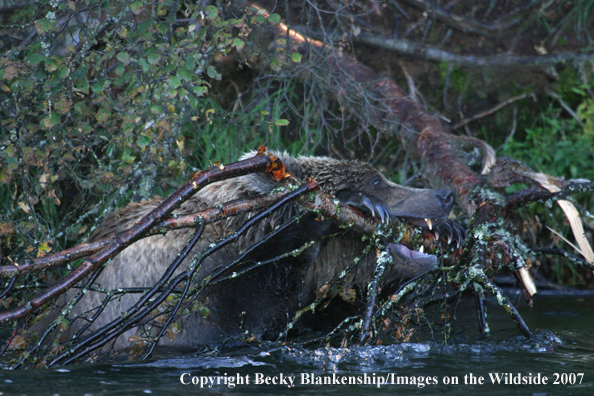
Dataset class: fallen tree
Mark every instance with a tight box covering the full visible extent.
[253,3,594,325]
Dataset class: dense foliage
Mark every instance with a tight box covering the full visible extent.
[1,1,279,262]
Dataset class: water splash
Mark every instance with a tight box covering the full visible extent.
[279,330,563,370]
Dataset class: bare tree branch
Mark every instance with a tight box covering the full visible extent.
[0,153,281,324]
[353,33,594,67]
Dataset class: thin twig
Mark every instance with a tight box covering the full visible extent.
[534,248,594,271]
[388,0,410,20]
[359,248,388,344]
[399,61,417,102]
[399,0,531,35]
[453,93,533,130]
[546,90,585,127]
[500,106,518,149]
[477,274,533,338]
[0,277,16,300]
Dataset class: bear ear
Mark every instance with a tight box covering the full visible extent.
[335,190,390,223]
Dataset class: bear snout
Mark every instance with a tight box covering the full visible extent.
[435,188,455,212]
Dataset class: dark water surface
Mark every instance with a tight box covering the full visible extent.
[1,295,594,395]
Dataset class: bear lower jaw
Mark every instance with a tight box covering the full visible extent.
[386,242,438,279]
[388,243,437,263]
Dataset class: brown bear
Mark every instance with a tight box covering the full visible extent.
[61,151,461,352]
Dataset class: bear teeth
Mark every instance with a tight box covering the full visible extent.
[425,218,433,230]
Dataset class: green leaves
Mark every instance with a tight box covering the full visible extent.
[168,75,182,89]
[137,19,153,33]
[270,58,282,71]
[0,0,275,274]
[42,112,60,129]
[115,63,125,76]
[35,18,55,34]
[577,99,594,135]
[268,13,281,24]
[192,86,208,97]
[121,147,136,164]
[207,66,221,80]
[95,108,111,124]
[130,1,144,15]
[203,5,218,20]
[232,38,245,50]
[147,53,161,65]
[251,15,266,25]
[54,98,72,115]
[117,52,130,64]
[26,53,45,66]
[178,68,193,82]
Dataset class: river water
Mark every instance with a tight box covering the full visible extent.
[1,294,593,395]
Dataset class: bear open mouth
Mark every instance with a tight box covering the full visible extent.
[405,217,439,229]
[399,217,466,249]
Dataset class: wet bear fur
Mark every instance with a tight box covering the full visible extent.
[63,151,456,351]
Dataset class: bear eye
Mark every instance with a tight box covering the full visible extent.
[372,177,382,186]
